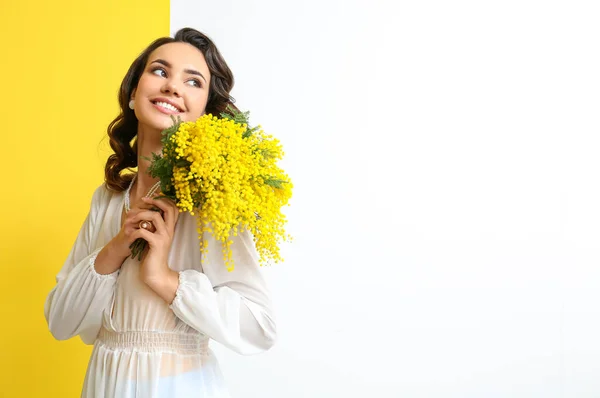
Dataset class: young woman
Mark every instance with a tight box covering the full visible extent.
[44,27,276,398]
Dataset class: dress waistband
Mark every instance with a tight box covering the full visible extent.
[97,327,209,355]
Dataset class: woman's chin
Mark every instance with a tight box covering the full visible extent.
[141,114,184,132]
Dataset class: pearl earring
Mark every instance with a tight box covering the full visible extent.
[128,100,135,110]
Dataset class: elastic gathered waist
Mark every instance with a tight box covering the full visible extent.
[97,327,209,355]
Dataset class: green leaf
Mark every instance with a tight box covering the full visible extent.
[243,125,260,139]
[263,177,288,189]
[175,159,191,168]
[160,116,183,144]
[253,147,276,160]
[220,104,258,138]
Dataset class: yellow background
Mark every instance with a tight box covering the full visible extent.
[0,1,169,396]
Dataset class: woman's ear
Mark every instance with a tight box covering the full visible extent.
[128,89,137,110]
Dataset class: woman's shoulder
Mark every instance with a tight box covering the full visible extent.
[90,181,117,207]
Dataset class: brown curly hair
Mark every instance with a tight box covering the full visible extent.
[104,27,238,192]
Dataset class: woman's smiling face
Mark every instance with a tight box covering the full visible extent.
[131,42,212,132]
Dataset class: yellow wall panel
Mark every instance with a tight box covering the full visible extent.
[0,1,169,396]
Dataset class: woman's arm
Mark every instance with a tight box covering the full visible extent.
[168,227,277,355]
[43,184,120,344]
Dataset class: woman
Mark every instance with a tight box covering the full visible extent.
[44,27,276,398]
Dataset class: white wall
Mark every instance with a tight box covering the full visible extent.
[172,1,600,396]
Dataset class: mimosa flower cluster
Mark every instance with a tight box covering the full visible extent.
[145,106,293,271]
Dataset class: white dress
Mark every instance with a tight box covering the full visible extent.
[44,182,277,397]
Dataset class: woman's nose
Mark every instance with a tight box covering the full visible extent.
[161,79,180,96]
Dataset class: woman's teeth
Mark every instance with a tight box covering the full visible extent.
[154,101,180,112]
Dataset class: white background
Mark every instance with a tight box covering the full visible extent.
[172,1,600,397]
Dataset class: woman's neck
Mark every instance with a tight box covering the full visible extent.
[134,125,163,198]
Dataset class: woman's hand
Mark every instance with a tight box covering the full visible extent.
[96,198,158,275]
[134,195,181,302]
[108,200,157,261]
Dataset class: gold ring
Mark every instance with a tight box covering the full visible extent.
[139,220,154,231]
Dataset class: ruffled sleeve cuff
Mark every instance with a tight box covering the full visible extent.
[169,269,194,310]
[88,247,120,280]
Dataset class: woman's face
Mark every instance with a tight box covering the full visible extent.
[132,42,211,132]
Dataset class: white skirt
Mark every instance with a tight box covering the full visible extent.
[81,327,231,398]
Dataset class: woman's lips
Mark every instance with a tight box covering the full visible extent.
[152,101,183,115]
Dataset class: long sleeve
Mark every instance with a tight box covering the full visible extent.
[169,227,277,355]
[44,184,119,345]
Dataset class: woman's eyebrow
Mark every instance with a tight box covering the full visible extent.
[150,59,207,83]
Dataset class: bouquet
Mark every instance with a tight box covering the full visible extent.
[129,105,293,271]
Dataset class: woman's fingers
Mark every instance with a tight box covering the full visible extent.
[142,197,179,230]
[129,209,168,235]
[129,226,154,246]
[125,205,155,220]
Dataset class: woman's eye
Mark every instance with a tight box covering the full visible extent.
[151,68,167,77]
[186,79,201,88]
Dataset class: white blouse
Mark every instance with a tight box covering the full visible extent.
[44,183,277,398]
